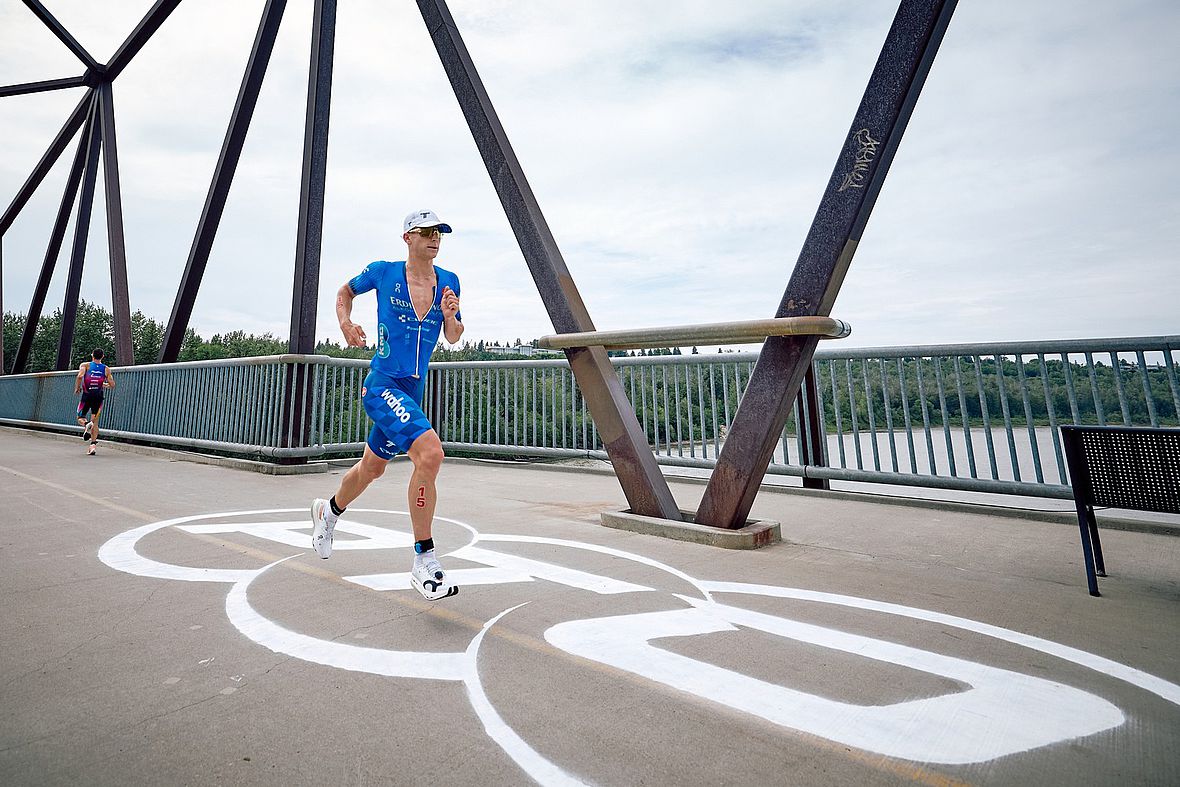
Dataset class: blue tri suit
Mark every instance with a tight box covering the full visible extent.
[348,260,461,460]
[77,360,108,418]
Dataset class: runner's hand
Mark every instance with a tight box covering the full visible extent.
[441,286,460,320]
[341,320,367,348]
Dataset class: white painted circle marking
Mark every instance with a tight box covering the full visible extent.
[99,509,1180,782]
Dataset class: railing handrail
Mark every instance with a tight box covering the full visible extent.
[812,335,1180,360]
[427,334,1180,369]
[4,335,1176,378]
[0,353,362,380]
[3,334,1177,503]
[537,316,852,351]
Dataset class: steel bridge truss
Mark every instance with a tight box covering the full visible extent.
[1,0,959,529]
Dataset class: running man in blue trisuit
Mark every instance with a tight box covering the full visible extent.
[74,348,115,456]
[311,209,465,600]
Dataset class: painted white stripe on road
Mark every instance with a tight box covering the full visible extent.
[547,601,1124,764]
[225,557,466,682]
[450,545,653,594]
[346,567,536,591]
[476,534,706,599]
[97,509,293,583]
[703,581,1180,708]
[180,519,414,550]
[463,603,588,787]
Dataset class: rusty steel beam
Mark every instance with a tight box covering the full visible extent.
[0,91,92,236]
[0,75,88,99]
[415,0,680,520]
[697,0,958,529]
[0,238,4,373]
[282,0,335,461]
[160,0,288,362]
[288,0,334,356]
[798,364,830,490]
[97,83,134,366]
[12,93,95,374]
[56,97,103,370]
[105,0,184,81]
[21,0,102,73]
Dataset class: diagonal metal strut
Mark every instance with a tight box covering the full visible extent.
[696,0,959,529]
[21,0,102,73]
[159,0,289,363]
[0,92,92,236]
[56,94,104,370]
[105,0,184,81]
[0,76,89,99]
[11,91,97,374]
[416,0,681,520]
[98,83,134,366]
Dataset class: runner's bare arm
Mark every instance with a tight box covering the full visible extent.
[441,286,464,344]
[105,368,115,389]
[337,283,367,348]
[74,363,86,394]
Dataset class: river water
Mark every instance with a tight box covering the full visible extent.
[650,425,1180,524]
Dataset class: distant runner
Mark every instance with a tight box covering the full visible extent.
[310,209,465,600]
[75,348,115,456]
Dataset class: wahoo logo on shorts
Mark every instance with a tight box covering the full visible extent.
[381,389,412,424]
[361,370,432,460]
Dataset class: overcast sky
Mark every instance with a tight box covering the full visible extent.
[1,0,1177,352]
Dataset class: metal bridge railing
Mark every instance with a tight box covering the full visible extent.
[2,336,1176,498]
[0,355,349,458]
[426,335,1180,499]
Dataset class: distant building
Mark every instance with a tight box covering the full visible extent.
[484,344,562,358]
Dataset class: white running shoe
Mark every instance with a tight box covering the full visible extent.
[310,498,335,559]
[410,555,459,600]
[82,422,93,441]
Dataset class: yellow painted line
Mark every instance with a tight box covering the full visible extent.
[0,461,973,785]
[2,463,152,521]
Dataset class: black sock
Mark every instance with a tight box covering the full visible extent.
[329,496,345,516]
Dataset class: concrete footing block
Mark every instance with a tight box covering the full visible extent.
[600,509,781,549]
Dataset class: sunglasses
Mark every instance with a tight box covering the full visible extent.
[409,226,442,238]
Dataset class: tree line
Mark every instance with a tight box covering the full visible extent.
[2,301,721,373]
[7,303,1175,446]
[0,301,535,372]
[3,301,296,372]
[430,354,1180,452]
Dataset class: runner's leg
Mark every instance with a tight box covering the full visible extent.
[406,430,444,543]
[311,445,387,557]
[334,446,388,508]
[406,430,455,599]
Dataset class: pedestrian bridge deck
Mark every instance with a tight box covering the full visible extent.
[1,427,1177,786]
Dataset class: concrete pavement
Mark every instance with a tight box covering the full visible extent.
[1,427,1178,786]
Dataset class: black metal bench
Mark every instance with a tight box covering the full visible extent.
[1060,425,1180,595]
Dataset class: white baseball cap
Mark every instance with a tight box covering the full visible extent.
[404,209,452,234]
